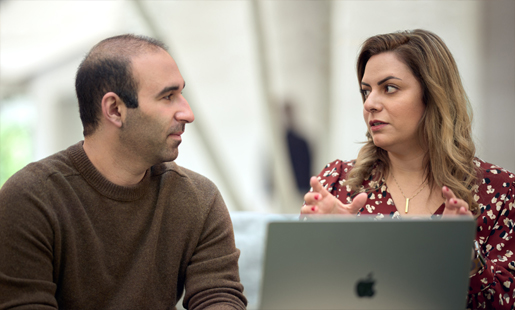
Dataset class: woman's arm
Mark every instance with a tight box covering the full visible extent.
[466,165,515,309]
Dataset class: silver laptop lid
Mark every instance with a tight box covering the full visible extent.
[258,216,475,310]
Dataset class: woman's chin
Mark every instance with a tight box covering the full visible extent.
[371,138,389,150]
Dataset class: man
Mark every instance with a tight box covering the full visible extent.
[0,34,247,310]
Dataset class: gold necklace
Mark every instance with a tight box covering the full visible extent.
[391,174,428,214]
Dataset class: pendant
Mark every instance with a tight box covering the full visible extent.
[405,198,410,213]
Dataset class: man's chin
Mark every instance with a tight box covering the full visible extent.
[162,149,179,163]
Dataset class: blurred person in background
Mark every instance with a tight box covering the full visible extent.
[301,29,515,309]
[284,101,312,194]
[0,34,247,310]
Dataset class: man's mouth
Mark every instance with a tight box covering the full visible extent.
[169,124,185,136]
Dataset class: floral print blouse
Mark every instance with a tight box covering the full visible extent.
[314,158,515,310]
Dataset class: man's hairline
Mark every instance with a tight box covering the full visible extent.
[128,48,182,103]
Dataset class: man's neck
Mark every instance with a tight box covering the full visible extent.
[83,136,149,187]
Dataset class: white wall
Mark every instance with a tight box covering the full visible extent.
[1,0,514,213]
[478,0,515,173]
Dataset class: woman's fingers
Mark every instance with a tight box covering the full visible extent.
[442,185,457,201]
[442,186,472,217]
[300,204,318,214]
[302,177,367,215]
[309,176,329,197]
[442,186,459,213]
[301,177,325,215]
[303,191,322,206]
[344,192,368,214]
[302,177,333,214]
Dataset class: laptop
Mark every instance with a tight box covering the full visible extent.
[258,216,476,310]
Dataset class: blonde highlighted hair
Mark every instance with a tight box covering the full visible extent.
[346,29,479,213]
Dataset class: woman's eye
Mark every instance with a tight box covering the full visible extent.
[385,85,397,93]
[361,89,370,99]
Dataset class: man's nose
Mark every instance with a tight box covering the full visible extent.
[176,96,195,123]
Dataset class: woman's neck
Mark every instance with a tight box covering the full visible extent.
[386,150,443,216]
[387,150,426,180]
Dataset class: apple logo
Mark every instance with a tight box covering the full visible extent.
[356,273,375,298]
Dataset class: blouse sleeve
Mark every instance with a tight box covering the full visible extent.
[312,159,354,204]
[467,163,515,310]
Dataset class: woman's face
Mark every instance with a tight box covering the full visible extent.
[361,52,426,155]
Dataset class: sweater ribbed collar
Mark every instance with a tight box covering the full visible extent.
[67,141,151,202]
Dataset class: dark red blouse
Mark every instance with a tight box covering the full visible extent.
[315,158,515,310]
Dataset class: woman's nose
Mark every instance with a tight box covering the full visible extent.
[363,92,382,113]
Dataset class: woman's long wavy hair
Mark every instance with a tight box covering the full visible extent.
[345,29,479,213]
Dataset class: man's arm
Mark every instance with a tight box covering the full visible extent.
[183,191,247,310]
[0,172,58,309]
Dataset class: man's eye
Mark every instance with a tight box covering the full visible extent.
[164,94,172,100]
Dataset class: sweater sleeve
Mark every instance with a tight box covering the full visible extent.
[467,166,515,310]
[0,169,58,309]
[183,191,247,310]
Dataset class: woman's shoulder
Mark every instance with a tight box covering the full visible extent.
[319,159,356,178]
[474,157,515,187]
[315,159,356,192]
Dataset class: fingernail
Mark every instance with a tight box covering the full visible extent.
[314,194,320,201]
[311,207,316,211]
[453,199,458,204]
[444,186,449,192]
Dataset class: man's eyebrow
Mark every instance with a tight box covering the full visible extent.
[155,82,186,98]
[361,76,402,87]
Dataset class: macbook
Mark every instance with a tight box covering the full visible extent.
[258,216,475,310]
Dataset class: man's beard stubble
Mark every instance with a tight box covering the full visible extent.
[119,111,185,165]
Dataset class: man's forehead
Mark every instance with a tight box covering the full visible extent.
[131,51,183,88]
[131,49,176,68]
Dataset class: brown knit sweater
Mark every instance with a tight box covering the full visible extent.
[0,142,247,310]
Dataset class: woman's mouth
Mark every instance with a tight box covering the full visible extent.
[369,120,388,131]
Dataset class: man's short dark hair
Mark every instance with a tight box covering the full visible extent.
[75,34,168,136]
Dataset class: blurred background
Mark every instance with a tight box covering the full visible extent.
[1,1,515,308]
[1,0,514,215]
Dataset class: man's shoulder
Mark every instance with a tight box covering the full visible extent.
[0,146,79,222]
[153,162,218,193]
[2,147,77,190]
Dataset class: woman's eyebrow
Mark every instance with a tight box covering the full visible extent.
[377,76,401,85]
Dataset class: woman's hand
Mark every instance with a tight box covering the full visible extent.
[441,186,482,276]
[300,176,368,215]
[441,186,473,217]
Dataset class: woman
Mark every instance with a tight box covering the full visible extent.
[301,29,515,309]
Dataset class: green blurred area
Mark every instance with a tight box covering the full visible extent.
[0,122,32,188]
[0,97,34,189]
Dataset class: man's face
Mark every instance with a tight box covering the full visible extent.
[119,49,194,166]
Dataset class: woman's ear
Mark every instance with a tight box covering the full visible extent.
[101,92,125,128]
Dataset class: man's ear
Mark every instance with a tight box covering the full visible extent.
[101,92,126,128]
